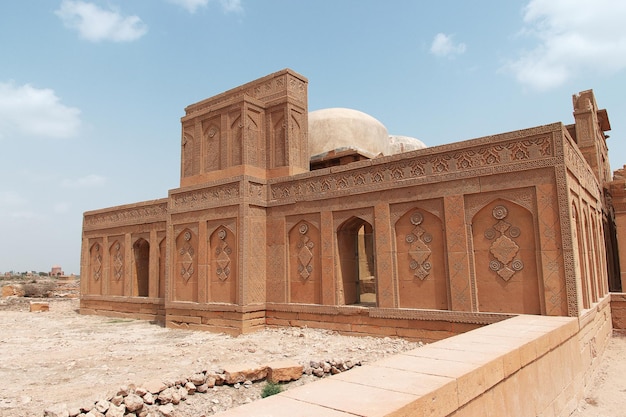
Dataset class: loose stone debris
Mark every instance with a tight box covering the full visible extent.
[43,358,364,417]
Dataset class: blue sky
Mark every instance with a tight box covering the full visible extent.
[1,0,626,274]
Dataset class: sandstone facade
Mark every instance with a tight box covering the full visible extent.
[80,69,619,337]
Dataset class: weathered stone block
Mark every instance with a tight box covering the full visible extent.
[222,363,268,384]
[267,360,303,383]
[30,301,49,312]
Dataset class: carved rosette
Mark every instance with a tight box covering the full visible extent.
[485,205,524,281]
[92,243,102,281]
[405,211,433,280]
[297,223,314,280]
[215,228,232,281]
[180,231,194,282]
[112,242,123,281]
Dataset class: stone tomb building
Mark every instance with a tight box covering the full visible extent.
[80,69,621,340]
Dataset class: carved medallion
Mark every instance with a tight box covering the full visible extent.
[406,211,432,280]
[297,223,314,280]
[485,205,524,281]
[179,231,194,282]
[215,228,232,281]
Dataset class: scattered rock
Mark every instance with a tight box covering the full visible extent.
[43,403,69,417]
[123,394,144,412]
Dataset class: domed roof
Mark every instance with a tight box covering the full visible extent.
[388,135,427,155]
[308,108,391,158]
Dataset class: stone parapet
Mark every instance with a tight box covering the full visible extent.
[216,294,612,417]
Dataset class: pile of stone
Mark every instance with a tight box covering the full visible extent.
[43,358,362,417]
[303,358,361,377]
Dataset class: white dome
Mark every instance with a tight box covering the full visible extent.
[308,108,390,158]
[388,135,427,154]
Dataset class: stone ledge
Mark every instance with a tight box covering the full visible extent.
[214,309,602,417]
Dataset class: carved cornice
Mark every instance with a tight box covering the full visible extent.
[269,131,557,204]
[184,69,307,120]
[170,181,242,213]
[83,200,167,231]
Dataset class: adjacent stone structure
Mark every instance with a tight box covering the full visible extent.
[80,69,619,338]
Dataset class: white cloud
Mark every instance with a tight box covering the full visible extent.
[430,33,466,58]
[167,0,209,13]
[61,174,106,188]
[55,0,148,42]
[0,82,81,139]
[506,0,626,90]
[167,0,242,14]
[0,191,27,208]
[219,0,243,13]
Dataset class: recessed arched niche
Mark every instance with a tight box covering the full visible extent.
[174,228,198,302]
[472,199,540,314]
[394,208,447,310]
[209,226,237,304]
[288,221,321,304]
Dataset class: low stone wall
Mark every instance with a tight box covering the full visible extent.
[610,292,626,331]
[216,294,613,417]
[165,305,266,336]
[80,296,164,323]
[265,304,512,343]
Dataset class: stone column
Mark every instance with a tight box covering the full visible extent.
[320,211,336,305]
[443,195,474,311]
[125,233,132,296]
[102,236,110,295]
[79,236,89,295]
[374,203,395,308]
[198,220,208,303]
[610,177,626,291]
[266,217,286,303]
[536,183,569,316]
[149,229,159,298]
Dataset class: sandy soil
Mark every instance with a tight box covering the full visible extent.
[1,292,624,417]
[569,332,626,417]
[0,298,418,417]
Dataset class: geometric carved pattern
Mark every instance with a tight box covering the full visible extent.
[270,135,553,202]
[179,231,194,282]
[215,228,232,281]
[297,223,314,280]
[92,243,102,281]
[485,205,524,281]
[112,241,123,281]
[405,211,433,280]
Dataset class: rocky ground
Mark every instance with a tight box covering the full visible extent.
[0,278,624,417]
[0,294,419,417]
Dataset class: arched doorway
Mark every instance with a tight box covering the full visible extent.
[133,238,150,297]
[337,217,376,305]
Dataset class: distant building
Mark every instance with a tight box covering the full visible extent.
[50,265,64,277]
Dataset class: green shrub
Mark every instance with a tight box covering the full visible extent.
[261,382,282,398]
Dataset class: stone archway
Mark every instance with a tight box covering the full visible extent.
[133,238,150,297]
[337,217,375,305]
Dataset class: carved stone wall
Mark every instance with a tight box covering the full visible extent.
[472,200,541,314]
[108,239,125,296]
[209,225,237,303]
[288,221,321,304]
[88,241,103,295]
[80,74,615,335]
[394,208,447,309]
[174,228,198,302]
